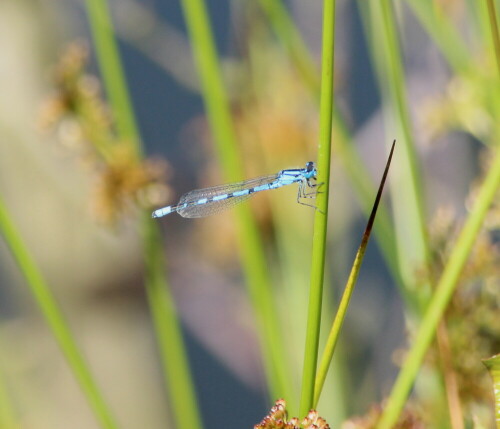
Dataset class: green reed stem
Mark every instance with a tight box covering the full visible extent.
[179,0,294,404]
[84,2,203,428]
[0,197,118,429]
[299,0,336,417]
[377,147,500,428]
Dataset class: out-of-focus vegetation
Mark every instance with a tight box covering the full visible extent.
[0,0,499,428]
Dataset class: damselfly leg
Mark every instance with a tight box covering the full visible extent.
[296,178,324,211]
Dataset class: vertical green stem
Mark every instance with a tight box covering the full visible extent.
[178,0,294,403]
[299,0,336,417]
[84,2,203,428]
[0,197,117,429]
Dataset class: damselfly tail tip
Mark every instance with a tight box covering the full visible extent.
[152,206,174,218]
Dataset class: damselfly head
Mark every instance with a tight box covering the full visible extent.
[305,161,317,178]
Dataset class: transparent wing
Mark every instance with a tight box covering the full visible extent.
[177,174,278,218]
[178,193,253,218]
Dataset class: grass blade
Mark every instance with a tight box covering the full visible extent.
[0,196,118,429]
[314,140,395,406]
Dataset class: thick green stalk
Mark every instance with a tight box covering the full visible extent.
[178,0,294,402]
[84,2,203,428]
[0,197,117,429]
[299,0,336,417]
[377,147,500,428]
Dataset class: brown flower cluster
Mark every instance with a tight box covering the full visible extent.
[40,42,170,223]
[254,399,330,429]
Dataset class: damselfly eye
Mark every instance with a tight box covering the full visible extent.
[306,161,315,172]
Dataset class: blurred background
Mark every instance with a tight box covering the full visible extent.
[0,0,499,428]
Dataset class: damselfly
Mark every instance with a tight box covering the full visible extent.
[152,162,319,218]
